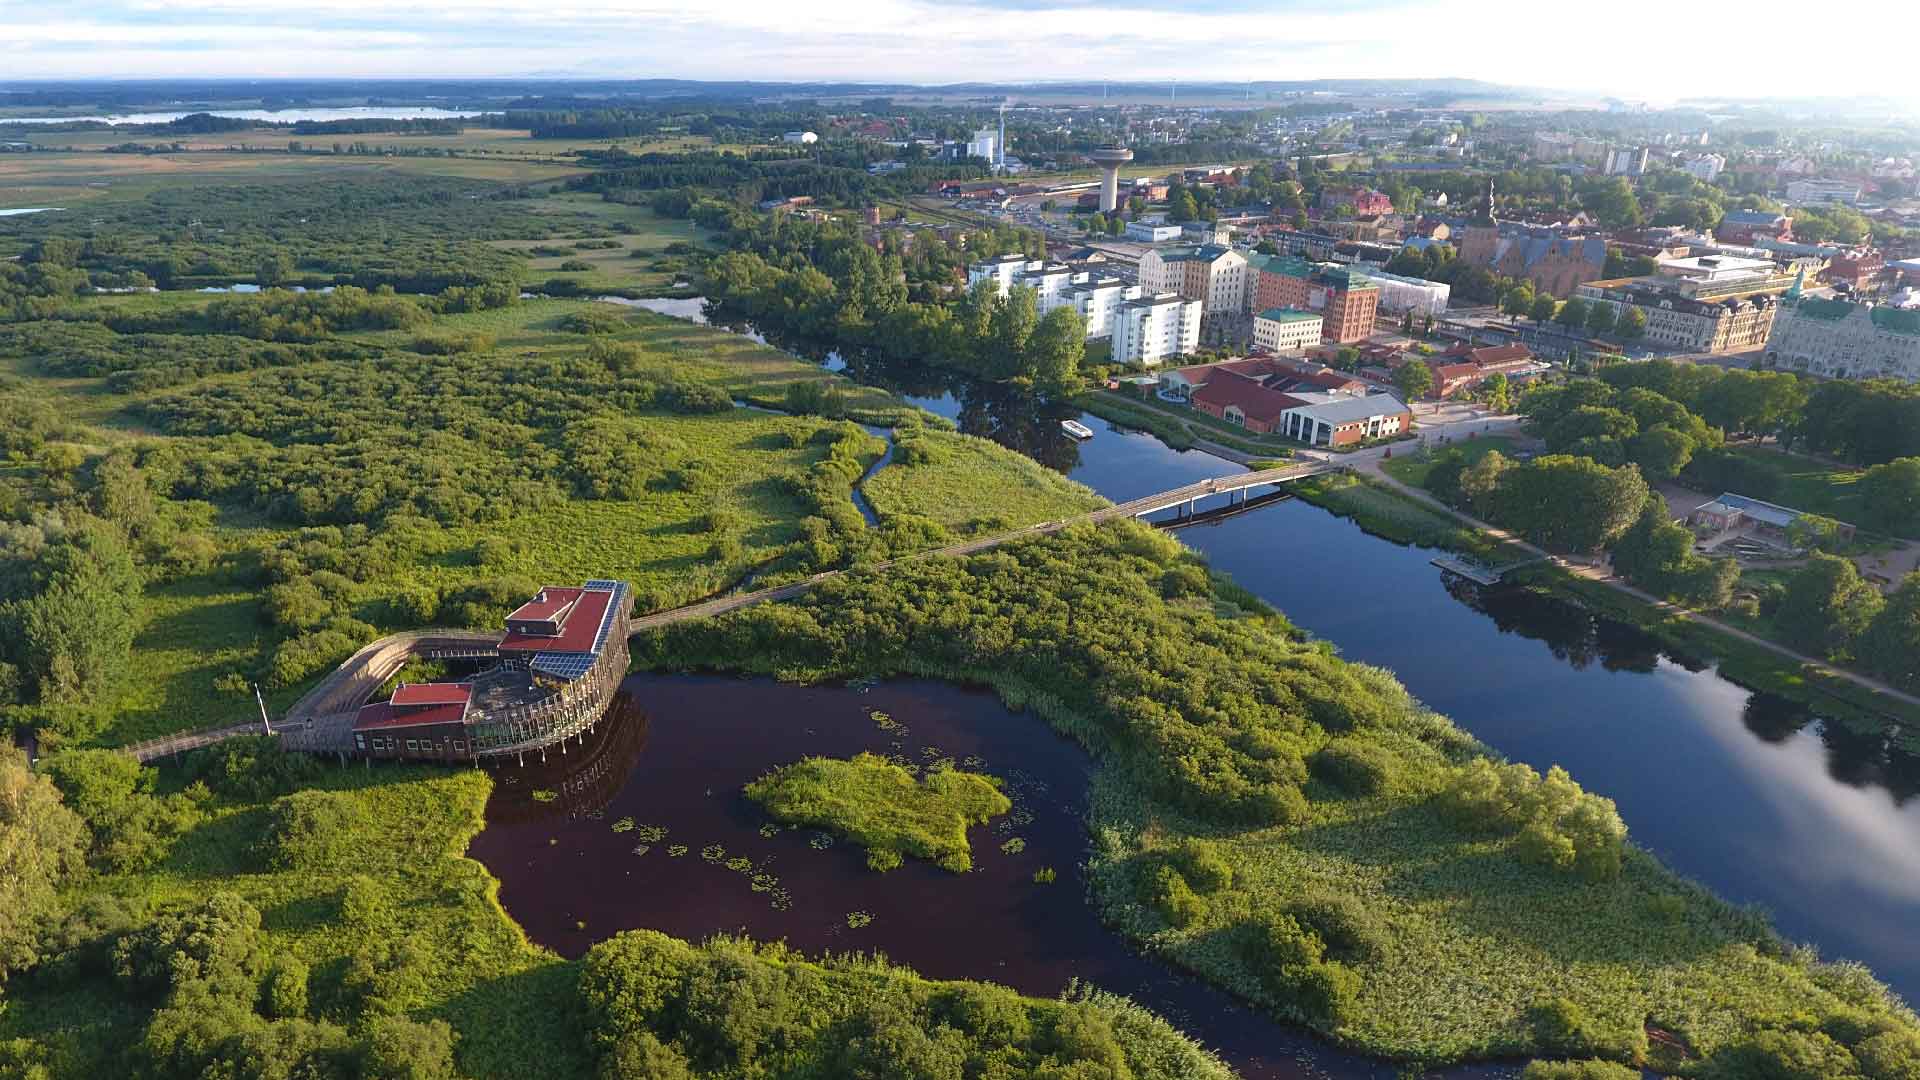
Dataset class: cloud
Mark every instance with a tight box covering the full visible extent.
[1,0,1915,102]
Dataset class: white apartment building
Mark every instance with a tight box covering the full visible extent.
[1253,308,1324,353]
[1066,275,1145,338]
[1363,270,1452,318]
[1682,154,1727,183]
[1124,222,1184,243]
[967,255,1041,294]
[1785,179,1863,206]
[1010,262,1076,310]
[1765,295,1920,381]
[967,257,1142,339]
[1110,293,1203,366]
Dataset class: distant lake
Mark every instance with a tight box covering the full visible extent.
[2,107,489,126]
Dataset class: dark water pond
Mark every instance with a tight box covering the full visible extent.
[469,674,1506,1080]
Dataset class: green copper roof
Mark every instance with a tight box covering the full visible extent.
[1258,307,1322,323]
[1873,307,1920,336]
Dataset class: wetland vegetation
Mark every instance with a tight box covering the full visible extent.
[745,751,1012,872]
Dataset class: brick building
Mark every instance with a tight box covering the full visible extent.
[1248,255,1380,344]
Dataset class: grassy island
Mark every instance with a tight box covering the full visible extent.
[745,752,1012,872]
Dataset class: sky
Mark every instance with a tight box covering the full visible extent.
[2,0,1918,106]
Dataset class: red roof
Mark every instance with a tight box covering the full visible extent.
[499,587,614,654]
[391,683,472,707]
[1468,344,1533,368]
[505,587,583,626]
[354,700,470,732]
[1191,371,1305,424]
[1431,362,1481,384]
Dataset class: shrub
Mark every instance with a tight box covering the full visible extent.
[1250,914,1324,970]
[1285,889,1385,964]
[599,1030,693,1080]
[1145,865,1208,928]
[559,308,625,335]
[261,954,309,1019]
[361,1017,460,1080]
[578,931,700,1046]
[112,891,263,1000]
[1308,737,1394,797]
[1701,1030,1859,1080]
[1170,839,1234,893]
[1521,1062,1640,1080]
[1266,958,1360,1029]
[258,790,369,870]
[934,982,1033,1046]
[1528,997,1646,1063]
[187,737,321,800]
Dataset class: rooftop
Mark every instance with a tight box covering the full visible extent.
[1191,370,1304,423]
[391,683,474,707]
[1287,394,1411,424]
[1257,308,1322,324]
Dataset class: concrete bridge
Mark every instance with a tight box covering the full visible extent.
[121,461,1339,762]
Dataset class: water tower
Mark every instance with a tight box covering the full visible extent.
[1089,145,1134,213]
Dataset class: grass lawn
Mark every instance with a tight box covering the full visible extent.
[745,752,1012,872]
[863,428,1106,534]
[1380,436,1518,489]
[1725,445,1880,530]
[1295,472,1525,562]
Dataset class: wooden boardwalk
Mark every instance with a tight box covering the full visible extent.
[121,462,1339,762]
[630,460,1338,634]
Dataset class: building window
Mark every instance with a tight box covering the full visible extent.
[406,739,419,751]
[453,740,466,752]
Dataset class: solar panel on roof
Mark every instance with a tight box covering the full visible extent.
[531,652,597,681]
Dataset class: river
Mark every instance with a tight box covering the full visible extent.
[611,295,1920,1004]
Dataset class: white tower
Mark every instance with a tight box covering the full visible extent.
[1089,145,1134,213]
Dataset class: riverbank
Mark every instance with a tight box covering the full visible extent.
[1295,468,1920,737]
[1077,389,1297,462]
[635,519,1920,1074]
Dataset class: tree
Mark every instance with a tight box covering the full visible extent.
[1025,306,1086,398]
[1502,284,1536,319]
[0,746,88,978]
[256,252,294,287]
[1554,297,1590,331]
[4,518,143,707]
[1584,303,1617,338]
[1480,373,1512,413]
[1858,573,1920,692]
[1394,361,1433,402]
[1774,552,1883,660]
[1859,457,1920,536]
[1169,188,1199,224]
[1616,307,1647,340]
[983,285,1038,379]
[1628,425,1695,481]
[1331,347,1361,372]
[1488,455,1650,551]
[1530,294,1560,324]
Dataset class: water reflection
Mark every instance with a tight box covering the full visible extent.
[469,675,1497,1080]
[613,292,1920,1000]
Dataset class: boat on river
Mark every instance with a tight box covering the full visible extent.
[1060,419,1094,440]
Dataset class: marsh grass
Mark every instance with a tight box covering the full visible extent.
[745,752,1012,873]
